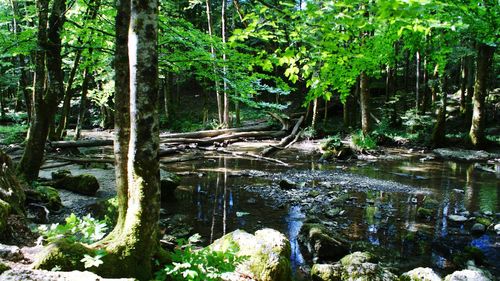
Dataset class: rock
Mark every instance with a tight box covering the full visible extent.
[444,262,493,281]
[336,147,354,160]
[0,268,136,281]
[471,223,486,235]
[311,263,341,281]
[400,267,442,281]
[26,203,49,224]
[210,228,291,281]
[448,215,467,223]
[314,252,397,281]
[0,150,26,215]
[475,217,492,227]
[53,174,100,196]
[325,207,342,218]
[433,148,496,162]
[33,239,93,271]
[51,169,72,181]
[34,186,62,211]
[160,172,181,198]
[299,223,349,262]
[279,179,297,190]
[494,224,500,235]
[0,244,23,261]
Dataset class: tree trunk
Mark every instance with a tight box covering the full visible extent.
[360,72,371,134]
[464,57,474,129]
[311,98,318,129]
[421,55,429,113]
[468,44,495,148]
[415,50,420,112]
[431,74,446,147]
[221,0,230,127]
[73,68,91,140]
[460,57,467,114]
[18,0,65,182]
[205,0,222,124]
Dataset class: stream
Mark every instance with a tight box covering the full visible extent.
[160,149,499,280]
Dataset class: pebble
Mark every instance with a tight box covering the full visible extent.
[448,214,468,223]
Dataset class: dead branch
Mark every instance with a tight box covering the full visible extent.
[198,147,289,166]
[261,116,305,156]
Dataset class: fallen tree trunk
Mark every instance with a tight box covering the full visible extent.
[261,116,305,156]
[48,139,113,148]
[160,122,272,139]
[161,130,287,145]
[51,156,114,164]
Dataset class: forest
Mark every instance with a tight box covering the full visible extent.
[0,0,498,280]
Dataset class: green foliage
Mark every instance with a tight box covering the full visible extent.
[321,134,343,151]
[156,234,245,281]
[0,124,27,145]
[302,126,317,140]
[80,249,107,269]
[351,130,377,150]
[37,213,108,245]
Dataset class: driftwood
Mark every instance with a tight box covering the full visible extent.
[261,116,305,156]
[40,162,73,170]
[160,154,204,164]
[52,156,114,164]
[198,147,289,166]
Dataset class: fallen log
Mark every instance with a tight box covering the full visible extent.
[160,154,204,164]
[261,116,305,156]
[161,130,287,145]
[51,156,114,164]
[198,147,289,166]
[160,122,272,139]
[48,139,113,148]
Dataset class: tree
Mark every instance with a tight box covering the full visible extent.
[17,0,65,182]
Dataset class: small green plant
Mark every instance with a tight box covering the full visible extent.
[321,134,343,151]
[81,249,107,269]
[351,130,377,150]
[302,126,317,140]
[0,124,27,145]
[37,213,108,245]
[156,234,246,281]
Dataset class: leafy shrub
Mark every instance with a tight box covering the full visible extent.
[302,126,316,140]
[321,134,343,151]
[351,130,377,150]
[37,213,108,245]
[156,234,246,281]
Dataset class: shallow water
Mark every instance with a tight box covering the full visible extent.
[161,152,499,279]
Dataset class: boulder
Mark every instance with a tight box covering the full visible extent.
[444,262,493,281]
[400,267,442,281]
[279,179,297,190]
[299,223,349,262]
[471,223,486,235]
[311,252,397,281]
[448,215,467,223]
[494,224,500,235]
[0,244,23,261]
[34,186,62,211]
[0,268,136,281]
[210,228,291,281]
[311,263,341,281]
[160,172,181,199]
[51,169,72,181]
[52,172,100,196]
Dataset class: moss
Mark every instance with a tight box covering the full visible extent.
[452,246,485,267]
[311,264,341,281]
[33,239,93,271]
[0,262,10,274]
[35,186,62,210]
[51,169,72,181]
[475,217,492,227]
[422,198,439,209]
[309,190,321,198]
[54,174,100,196]
[0,199,11,234]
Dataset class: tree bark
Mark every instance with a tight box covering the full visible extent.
[18,0,65,182]
[360,72,371,134]
[468,44,495,148]
[221,0,230,127]
[205,0,222,124]
[73,68,91,140]
[431,74,446,147]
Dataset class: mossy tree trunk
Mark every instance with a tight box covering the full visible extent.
[18,0,65,182]
[431,74,446,147]
[100,0,160,279]
[468,43,495,148]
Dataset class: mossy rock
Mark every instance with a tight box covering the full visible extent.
[0,149,26,215]
[299,223,349,262]
[475,217,492,227]
[452,246,485,267]
[160,172,181,198]
[51,169,72,181]
[85,197,118,226]
[0,262,10,274]
[33,239,93,271]
[35,186,62,211]
[54,174,100,196]
[311,263,342,281]
[400,267,442,281]
[338,252,397,281]
[422,198,439,209]
[0,199,11,234]
[210,228,292,281]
